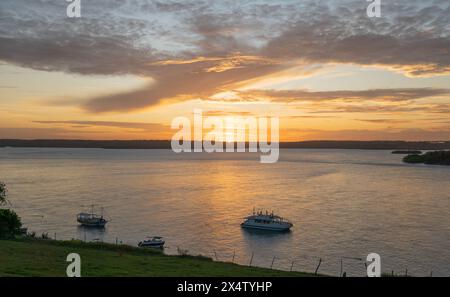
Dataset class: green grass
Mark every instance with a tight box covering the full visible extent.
[0,238,316,277]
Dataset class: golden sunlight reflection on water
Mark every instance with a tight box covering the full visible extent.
[1,148,449,276]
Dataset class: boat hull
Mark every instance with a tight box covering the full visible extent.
[138,242,165,249]
[77,211,108,228]
[77,219,107,227]
[241,222,292,232]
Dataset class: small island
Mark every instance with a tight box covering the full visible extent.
[403,151,450,166]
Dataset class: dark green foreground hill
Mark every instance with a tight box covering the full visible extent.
[0,239,315,277]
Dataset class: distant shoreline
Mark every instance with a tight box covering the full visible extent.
[1,139,450,150]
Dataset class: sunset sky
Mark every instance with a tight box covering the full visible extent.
[1,0,450,141]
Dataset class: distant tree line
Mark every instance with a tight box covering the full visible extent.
[1,139,450,150]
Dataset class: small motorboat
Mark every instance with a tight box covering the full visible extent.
[138,236,165,249]
[241,209,293,232]
[77,205,108,227]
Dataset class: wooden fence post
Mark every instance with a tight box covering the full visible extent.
[270,256,276,269]
[314,258,322,275]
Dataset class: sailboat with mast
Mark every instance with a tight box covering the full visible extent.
[77,204,108,227]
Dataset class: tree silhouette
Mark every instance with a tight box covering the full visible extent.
[0,181,7,205]
[0,182,22,237]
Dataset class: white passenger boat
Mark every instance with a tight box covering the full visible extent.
[77,205,108,227]
[138,236,165,249]
[241,210,293,231]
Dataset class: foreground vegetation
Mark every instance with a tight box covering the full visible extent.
[0,182,24,238]
[403,150,450,165]
[0,238,316,277]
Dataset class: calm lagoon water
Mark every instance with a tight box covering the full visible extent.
[1,148,449,276]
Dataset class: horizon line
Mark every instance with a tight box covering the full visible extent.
[1,139,450,143]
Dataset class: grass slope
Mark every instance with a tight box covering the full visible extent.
[0,239,315,277]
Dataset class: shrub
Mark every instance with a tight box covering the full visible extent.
[0,181,7,205]
[177,247,190,257]
[0,209,23,238]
